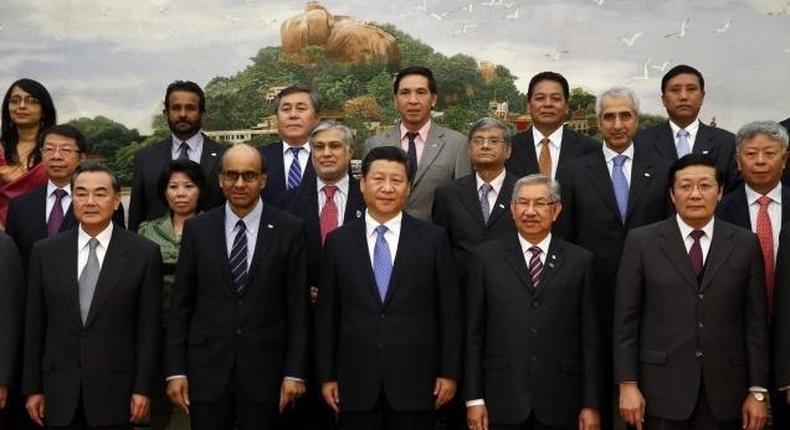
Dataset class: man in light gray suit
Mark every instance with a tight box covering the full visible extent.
[363,66,471,221]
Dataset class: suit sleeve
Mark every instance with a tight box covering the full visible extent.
[22,243,46,394]
[452,137,472,180]
[133,243,162,395]
[431,186,450,229]
[579,251,603,409]
[553,166,576,241]
[435,228,462,379]
[0,235,23,386]
[5,198,20,248]
[775,228,790,388]
[744,234,770,388]
[284,222,308,380]
[113,202,127,228]
[612,230,645,384]
[164,219,197,377]
[128,150,146,231]
[463,245,486,401]
[314,233,340,383]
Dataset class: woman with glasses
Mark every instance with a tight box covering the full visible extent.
[0,79,57,229]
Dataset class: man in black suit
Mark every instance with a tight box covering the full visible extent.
[780,117,790,184]
[615,154,769,430]
[128,80,225,231]
[6,125,124,269]
[315,146,461,430]
[165,144,308,430]
[634,65,739,192]
[505,71,599,179]
[260,84,319,204]
[23,161,162,429]
[0,232,22,418]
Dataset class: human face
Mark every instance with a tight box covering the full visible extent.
[527,80,568,131]
[165,90,203,140]
[277,91,319,146]
[72,171,121,236]
[41,133,85,187]
[360,160,410,223]
[165,171,201,217]
[510,182,561,244]
[598,96,638,153]
[8,86,42,128]
[468,127,511,171]
[661,73,705,127]
[394,74,437,130]
[311,128,352,183]
[670,165,722,228]
[219,148,266,217]
[736,133,787,195]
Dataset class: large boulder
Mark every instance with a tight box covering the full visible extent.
[281,2,334,55]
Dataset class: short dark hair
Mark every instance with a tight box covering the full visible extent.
[661,65,705,94]
[393,66,437,95]
[157,159,207,212]
[38,124,88,154]
[667,153,723,190]
[164,80,206,113]
[274,85,321,114]
[2,78,57,167]
[361,146,414,181]
[71,160,121,193]
[527,71,570,101]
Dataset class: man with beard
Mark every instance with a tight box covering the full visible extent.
[128,81,226,231]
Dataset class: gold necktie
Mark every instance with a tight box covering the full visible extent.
[538,138,552,176]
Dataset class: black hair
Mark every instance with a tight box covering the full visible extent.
[667,153,723,189]
[661,65,705,94]
[164,80,205,113]
[157,159,207,212]
[361,146,414,180]
[393,66,437,95]
[527,71,570,101]
[38,124,88,154]
[1,78,57,167]
[70,160,121,193]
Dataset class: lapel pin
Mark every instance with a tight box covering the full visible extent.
[551,254,556,260]
[210,152,217,157]
[267,224,274,229]
[548,262,555,268]
[498,203,505,209]
[644,172,651,177]
[702,150,710,155]
[356,210,362,218]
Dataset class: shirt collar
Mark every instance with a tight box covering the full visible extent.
[475,169,507,195]
[171,132,204,150]
[78,222,114,250]
[602,142,635,163]
[225,197,263,230]
[518,232,552,255]
[282,141,311,154]
[365,210,403,238]
[669,119,701,138]
[745,182,783,206]
[318,174,350,196]
[47,180,71,197]
[399,120,432,140]
[532,126,563,149]
[676,213,714,241]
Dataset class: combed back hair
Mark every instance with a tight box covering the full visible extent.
[70,160,121,193]
[527,71,570,101]
[361,146,414,180]
[596,87,640,117]
[735,120,789,152]
[38,124,89,153]
[220,143,266,174]
[309,120,355,148]
[667,153,724,189]
[468,118,512,146]
[274,84,321,114]
[164,80,205,113]
[393,66,437,95]
[157,159,208,211]
[661,64,705,94]
[511,174,561,203]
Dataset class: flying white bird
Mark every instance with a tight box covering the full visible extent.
[620,32,644,47]
[627,58,652,84]
[461,2,473,13]
[714,20,732,33]
[649,59,673,73]
[544,50,570,61]
[417,0,427,12]
[593,0,605,5]
[664,18,690,38]
[506,8,520,19]
[430,12,448,21]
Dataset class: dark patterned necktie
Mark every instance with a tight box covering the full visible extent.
[230,220,248,293]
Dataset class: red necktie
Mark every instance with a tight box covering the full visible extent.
[688,230,704,282]
[320,185,339,245]
[756,195,774,313]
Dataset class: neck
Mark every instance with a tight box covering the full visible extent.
[50,178,70,188]
[286,137,308,147]
[81,222,110,237]
[683,217,712,230]
[533,123,561,137]
[749,182,779,196]
[521,231,549,246]
[230,205,254,219]
[476,165,504,183]
[321,173,347,186]
[402,119,429,133]
[671,117,696,129]
[16,124,39,143]
[369,210,399,225]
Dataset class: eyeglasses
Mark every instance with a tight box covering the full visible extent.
[471,137,506,147]
[673,182,718,195]
[41,146,81,157]
[221,170,261,183]
[513,199,556,210]
[8,95,40,107]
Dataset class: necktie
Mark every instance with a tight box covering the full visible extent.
[677,129,691,158]
[47,188,68,237]
[229,220,248,293]
[688,230,705,280]
[480,183,493,224]
[78,238,100,323]
[320,185,339,245]
[756,196,775,313]
[406,132,419,180]
[538,138,552,176]
[373,225,392,301]
[612,154,629,222]
[287,146,303,190]
[178,142,190,160]
[527,246,543,289]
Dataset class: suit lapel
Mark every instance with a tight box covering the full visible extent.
[210,209,234,290]
[31,187,49,238]
[586,153,622,221]
[85,228,127,328]
[383,214,418,307]
[61,203,77,232]
[269,142,286,190]
[413,125,446,187]
[487,175,514,227]
[56,230,82,328]
[657,219,699,292]
[458,176,486,227]
[533,237,566,298]
[352,220,381,307]
[557,126,578,166]
[694,123,717,158]
[626,152,656,223]
[343,177,365,223]
[199,135,221,180]
[699,221,735,292]
[782,186,790,225]
[730,186,752,229]
[244,205,275,292]
[504,234,533,290]
[517,128,539,173]
[655,123,679,160]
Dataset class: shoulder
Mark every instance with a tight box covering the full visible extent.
[136,138,169,157]
[366,127,397,145]
[701,123,736,141]
[32,228,76,255]
[9,185,45,208]
[203,135,226,151]
[563,126,600,146]
[554,237,594,262]
[433,124,466,142]
[716,218,755,240]
[511,128,533,146]
[634,123,666,140]
[436,174,471,197]
[260,141,283,156]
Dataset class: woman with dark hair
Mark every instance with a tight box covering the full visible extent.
[0,78,57,229]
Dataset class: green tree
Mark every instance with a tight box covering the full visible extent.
[568,87,597,113]
[638,113,668,130]
[68,116,141,160]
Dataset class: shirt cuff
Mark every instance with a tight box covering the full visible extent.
[284,376,305,383]
[466,399,485,407]
[166,375,186,382]
[749,386,768,393]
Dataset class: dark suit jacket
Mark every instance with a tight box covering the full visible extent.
[6,185,126,269]
[259,141,316,205]
[614,218,769,422]
[780,118,790,185]
[505,125,600,178]
[431,171,517,281]
[634,121,739,192]
[315,213,462,412]
[165,204,308,403]
[23,227,162,427]
[0,232,23,387]
[128,135,225,231]
[717,184,790,232]
[464,235,601,426]
[773,226,790,388]
[275,176,366,288]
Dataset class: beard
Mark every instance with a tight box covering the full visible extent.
[168,117,202,138]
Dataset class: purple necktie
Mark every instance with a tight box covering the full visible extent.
[528,246,543,289]
[688,230,704,280]
[47,188,68,237]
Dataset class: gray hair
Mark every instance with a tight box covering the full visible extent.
[512,174,561,203]
[467,117,512,146]
[274,84,321,114]
[735,120,789,152]
[309,120,355,148]
[596,87,640,117]
[71,160,121,193]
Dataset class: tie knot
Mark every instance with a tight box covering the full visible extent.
[375,225,388,236]
[528,246,542,256]
[758,195,772,207]
[88,237,99,251]
[236,219,247,232]
[613,154,628,167]
[677,129,689,138]
[540,137,550,147]
[53,188,67,199]
[690,230,704,241]
[289,146,302,156]
[406,132,419,142]
[323,184,337,199]
[480,183,493,194]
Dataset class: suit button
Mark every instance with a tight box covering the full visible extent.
[695,351,703,358]
[531,355,537,362]
[531,328,538,335]
[532,301,539,308]
[237,300,243,305]
[236,329,243,335]
[698,322,704,328]
[380,313,385,319]
[698,294,704,300]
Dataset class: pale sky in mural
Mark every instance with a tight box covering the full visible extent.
[1,0,788,133]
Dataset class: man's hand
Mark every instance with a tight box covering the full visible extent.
[279,379,306,412]
[26,394,46,427]
[0,385,7,409]
[166,377,190,415]
[129,394,150,423]
[467,404,489,430]
[433,377,457,409]
[741,394,768,430]
[321,381,341,414]
[619,383,646,430]
[579,407,601,430]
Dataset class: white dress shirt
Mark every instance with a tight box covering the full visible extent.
[46,180,72,223]
[669,119,701,154]
[676,214,714,264]
[475,169,507,212]
[77,222,113,277]
[365,210,401,267]
[532,126,564,179]
[170,133,204,163]
[317,175,350,226]
[745,183,782,262]
[224,198,263,268]
[602,143,635,187]
[282,140,311,180]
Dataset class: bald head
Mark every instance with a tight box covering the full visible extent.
[221,143,265,173]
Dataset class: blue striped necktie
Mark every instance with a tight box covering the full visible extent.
[229,220,248,293]
[287,146,303,189]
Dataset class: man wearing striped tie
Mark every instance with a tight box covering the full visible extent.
[464,173,602,430]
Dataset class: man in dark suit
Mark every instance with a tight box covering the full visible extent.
[615,154,770,430]
[165,144,308,430]
[364,66,471,221]
[315,146,462,430]
[780,118,790,184]
[128,80,225,231]
[6,125,124,269]
[259,84,319,204]
[23,161,162,429]
[505,71,600,179]
[0,232,22,420]
[634,65,739,193]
